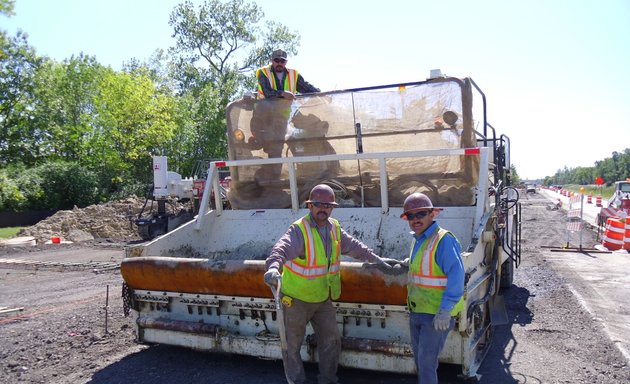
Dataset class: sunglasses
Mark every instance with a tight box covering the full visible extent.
[273,58,287,64]
[405,210,431,220]
[311,202,335,209]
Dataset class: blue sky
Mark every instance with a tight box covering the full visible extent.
[3,0,629,180]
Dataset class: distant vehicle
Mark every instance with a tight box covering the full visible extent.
[526,185,536,193]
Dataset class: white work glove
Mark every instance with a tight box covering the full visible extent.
[432,309,453,331]
[264,268,281,287]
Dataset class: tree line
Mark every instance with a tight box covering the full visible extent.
[1,0,628,213]
[1,0,300,212]
[542,148,630,187]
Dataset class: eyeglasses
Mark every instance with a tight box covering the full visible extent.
[273,59,287,64]
[405,210,431,220]
[311,202,335,209]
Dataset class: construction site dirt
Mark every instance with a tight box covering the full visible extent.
[1,192,629,384]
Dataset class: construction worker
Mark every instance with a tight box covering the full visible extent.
[256,49,320,100]
[264,184,396,384]
[251,49,320,182]
[399,192,465,384]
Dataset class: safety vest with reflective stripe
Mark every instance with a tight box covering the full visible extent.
[281,215,342,303]
[256,66,298,97]
[407,227,464,315]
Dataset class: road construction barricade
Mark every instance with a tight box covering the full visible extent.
[587,195,592,204]
[596,196,603,207]
[602,218,625,251]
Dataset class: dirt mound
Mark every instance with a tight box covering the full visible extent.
[17,196,149,244]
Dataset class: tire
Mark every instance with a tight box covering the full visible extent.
[500,257,514,290]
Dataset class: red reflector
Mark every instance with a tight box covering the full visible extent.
[214,161,227,167]
[464,148,480,155]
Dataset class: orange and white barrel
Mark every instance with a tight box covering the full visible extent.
[587,195,592,204]
[595,196,603,207]
[624,221,630,251]
[602,218,624,251]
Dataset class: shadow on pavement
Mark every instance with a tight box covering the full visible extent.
[477,285,537,383]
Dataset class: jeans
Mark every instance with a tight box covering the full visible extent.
[409,312,453,384]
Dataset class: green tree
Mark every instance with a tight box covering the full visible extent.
[0,31,43,165]
[509,164,521,185]
[91,69,177,190]
[27,54,106,163]
[0,0,14,15]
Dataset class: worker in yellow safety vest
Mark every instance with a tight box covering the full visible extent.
[264,184,396,384]
[399,192,465,384]
[251,49,321,182]
[256,49,320,100]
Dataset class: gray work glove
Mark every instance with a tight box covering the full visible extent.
[264,268,281,287]
[432,309,453,331]
[373,256,393,270]
[371,256,413,276]
[379,257,402,267]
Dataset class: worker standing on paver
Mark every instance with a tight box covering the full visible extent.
[399,192,465,384]
[264,184,395,384]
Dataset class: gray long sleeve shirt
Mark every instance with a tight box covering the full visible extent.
[266,215,380,271]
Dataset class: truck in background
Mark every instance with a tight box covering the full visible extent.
[121,75,521,378]
[606,180,630,210]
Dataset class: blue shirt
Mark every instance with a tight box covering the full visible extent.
[410,222,465,312]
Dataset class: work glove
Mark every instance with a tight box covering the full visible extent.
[389,257,410,275]
[371,256,413,276]
[264,268,281,287]
[432,309,453,331]
[379,257,403,267]
[373,256,393,270]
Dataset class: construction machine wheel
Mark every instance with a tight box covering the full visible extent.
[137,220,167,240]
[499,258,514,291]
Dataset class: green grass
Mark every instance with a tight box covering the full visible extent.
[0,227,23,239]
[560,185,614,200]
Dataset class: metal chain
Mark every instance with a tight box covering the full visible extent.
[122,282,133,317]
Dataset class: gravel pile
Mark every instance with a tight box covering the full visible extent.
[17,196,150,244]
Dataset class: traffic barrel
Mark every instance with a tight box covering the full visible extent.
[602,218,624,251]
[625,221,630,251]
[595,196,603,207]
[587,194,592,204]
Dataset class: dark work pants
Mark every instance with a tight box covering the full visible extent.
[282,296,341,384]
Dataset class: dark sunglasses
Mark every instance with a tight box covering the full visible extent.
[273,58,287,64]
[405,210,431,220]
[311,202,335,209]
